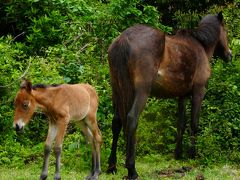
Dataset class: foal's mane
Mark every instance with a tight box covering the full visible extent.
[32,84,61,90]
[176,14,221,47]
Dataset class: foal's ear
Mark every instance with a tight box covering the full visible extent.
[217,11,223,22]
[20,79,32,94]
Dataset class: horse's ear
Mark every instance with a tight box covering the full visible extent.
[217,11,223,22]
[20,79,32,94]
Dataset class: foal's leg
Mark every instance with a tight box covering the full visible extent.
[54,120,68,180]
[190,84,205,158]
[175,97,186,159]
[85,115,102,180]
[79,122,95,180]
[40,123,58,180]
[80,119,101,180]
[126,88,149,179]
[107,107,122,174]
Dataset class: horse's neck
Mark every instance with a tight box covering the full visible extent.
[193,25,219,60]
[32,88,55,110]
[205,46,216,60]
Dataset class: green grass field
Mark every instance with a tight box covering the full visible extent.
[1,154,239,180]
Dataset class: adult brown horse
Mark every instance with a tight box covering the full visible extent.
[13,80,102,180]
[107,12,232,179]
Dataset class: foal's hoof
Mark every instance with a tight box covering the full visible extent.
[39,174,47,180]
[86,171,100,180]
[54,174,61,180]
[85,175,98,180]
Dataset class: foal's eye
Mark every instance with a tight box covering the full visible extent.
[22,102,29,110]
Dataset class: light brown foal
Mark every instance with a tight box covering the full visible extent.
[13,80,102,180]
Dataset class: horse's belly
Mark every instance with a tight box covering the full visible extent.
[151,69,193,98]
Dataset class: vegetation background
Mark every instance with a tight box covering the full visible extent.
[0,0,240,179]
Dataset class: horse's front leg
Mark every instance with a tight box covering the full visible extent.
[175,97,186,159]
[40,124,58,180]
[126,89,149,180]
[54,120,68,180]
[190,84,205,158]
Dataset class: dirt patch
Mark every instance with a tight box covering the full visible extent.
[156,166,193,178]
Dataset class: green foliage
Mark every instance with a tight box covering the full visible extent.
[0,0,239,170]
[0,36,25,89]
[137,98,177,155]
[173,10,201,29]
[223,2,240,61]
[195,1,240,163]
[0,0,171,168]
[198,59,240,164]
[0,37,26,144]
[0,137,43,167]
[143,0,234,29]
[0,36,63,145]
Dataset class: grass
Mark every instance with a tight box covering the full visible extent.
[1,154,240,180]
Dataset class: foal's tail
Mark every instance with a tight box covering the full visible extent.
[108,36,134,125]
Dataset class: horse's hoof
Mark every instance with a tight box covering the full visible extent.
[189,147,196,159]
[106,165,117,174]
[174,148,183,160]
[122,175,139,180]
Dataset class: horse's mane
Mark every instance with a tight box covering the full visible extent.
[176,14,221,48]
[32,83,61,90]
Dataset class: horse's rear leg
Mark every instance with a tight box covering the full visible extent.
[107,107,122,174]
[175,97,186,159]
[190,84,205,158]
[126,88,149,180]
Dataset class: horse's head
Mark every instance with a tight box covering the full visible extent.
[214,11,232,62]
[13,80,36,132]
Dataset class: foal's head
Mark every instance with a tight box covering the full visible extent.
[13,80,36,132]
[213,12,232,61]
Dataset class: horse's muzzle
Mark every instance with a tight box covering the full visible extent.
[226,49,232,61]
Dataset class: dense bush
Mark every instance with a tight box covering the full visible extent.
[0,0,239,168]
[195,1,240,163]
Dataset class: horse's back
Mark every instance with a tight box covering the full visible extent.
[166,36,211,85]
[151,35,210,97]
[111,25,165,86]
[109,25,165,60]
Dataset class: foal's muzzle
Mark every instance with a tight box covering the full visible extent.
[14,122,24,133]
[13,121,24,133]
[15,124,21,131]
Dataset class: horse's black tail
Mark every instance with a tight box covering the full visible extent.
[108,36,134,126]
